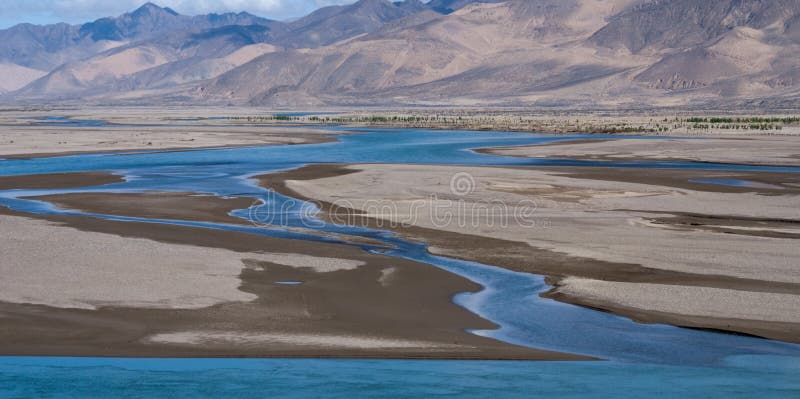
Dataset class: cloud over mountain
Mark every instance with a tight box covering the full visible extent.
[0,0,356,27]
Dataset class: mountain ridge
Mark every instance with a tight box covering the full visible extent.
[3,0,800,109]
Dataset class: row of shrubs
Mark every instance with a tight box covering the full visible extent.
[685,117,800,124]
[225,114,796,133]
[691,123,783,130]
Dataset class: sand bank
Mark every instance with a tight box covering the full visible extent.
[0,204,579,359]
[34,192,254,225]
[260,164,800,342]
[548,278,800,343]
[0,124,334,159]
[481,136,800,167]
[0,213,257,310]
[554,277,800,324]
[0,172,123,190]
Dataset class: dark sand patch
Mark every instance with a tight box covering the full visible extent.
[506,138,618,148]
[0,172,123,190]
[32,192,255,225]
[535,167,800,195]
[478,139,800,169]
[645,212,800,240]
[29,189,388,247]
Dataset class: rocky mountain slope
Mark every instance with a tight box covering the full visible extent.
[3,0,800,108]
[273,0,422,48]
[0,2,282,93]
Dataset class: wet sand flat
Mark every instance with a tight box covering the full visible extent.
[0,172,123,190]
[33,192,255,225]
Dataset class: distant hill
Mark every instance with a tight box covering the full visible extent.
[426,0,505,14]
[273,0,420,48]
[4,0,800,109]
[0,3,278,69]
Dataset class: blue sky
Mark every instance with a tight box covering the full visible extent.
[0,0,366,29]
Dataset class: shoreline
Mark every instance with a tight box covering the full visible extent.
[543,286,800,344]
[32,192,256,226]
[3,106,800,162]
[0,172,124,190]
[0,123,338,160]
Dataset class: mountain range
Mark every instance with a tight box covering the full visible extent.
[2,0,800,108]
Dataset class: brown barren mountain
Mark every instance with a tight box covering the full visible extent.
[4,0,800,108]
